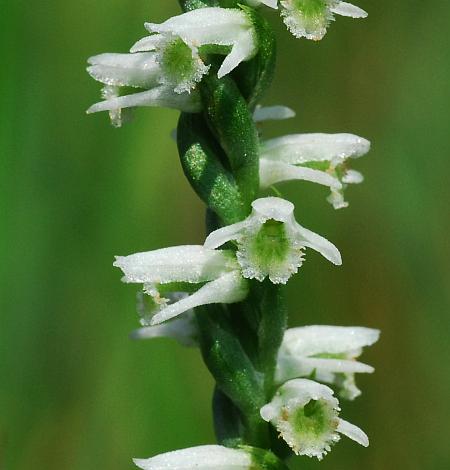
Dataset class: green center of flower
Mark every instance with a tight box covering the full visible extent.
[292,0,328,18]
[160,37,197,85]
[253,219,290,267]
[291,399,330,438]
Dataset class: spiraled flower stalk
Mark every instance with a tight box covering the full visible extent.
[87,0,377,468]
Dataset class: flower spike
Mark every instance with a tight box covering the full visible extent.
[260,133,370,209]
[276,325,380,399]
[260,379,369,459]
[204,197,341,284]
[113,245,248,325]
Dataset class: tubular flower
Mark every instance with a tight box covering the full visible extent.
[133,445,254,470]
[134,7,258,81]
[275,325,380,400]
[114,246,248,325]
[259,133,370,209]
[86,52,201,126]
[204,197,341,284]
[260,379,369,459]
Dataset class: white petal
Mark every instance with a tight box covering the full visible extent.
[217,32,256,78]
[251,197,295,223]
[204,220,249,249]
[87,85,202,114]
[281,325,380,357]
[131,310,198,347]
[150,271,248,325]
[294,224,342,265]
[331,2,368,19]
[133,445,252,470]
[337,419,369,447]
[253,105,296,123]
[261,134,371,165]
[113,245,237,284]
[87,52,160,88]
[130,34,165,53]
[259,159,341,189]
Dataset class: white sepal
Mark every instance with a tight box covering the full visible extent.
[253,105,296,123]
[87,52,161,88]
[261,133,370,165]
[133,445,253,470]
[205,197,341,284]
[114,245,237,284]
[260,379,368,459]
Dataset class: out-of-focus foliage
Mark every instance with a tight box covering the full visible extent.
[1,1,449,469]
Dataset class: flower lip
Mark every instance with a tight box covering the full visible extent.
[252,197,294,222]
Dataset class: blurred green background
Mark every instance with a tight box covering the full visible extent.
[1,1,449,468]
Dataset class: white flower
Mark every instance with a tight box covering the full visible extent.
[136,7,258,81]
[259,133,370,209]
[204,197,341,284]
[86,52,201,126]
[276,325,380,400]
[260,379,369,459]
[279,1,368,41]
[133,445,254,469]
[114,245,248,325]
[253,105,296,123]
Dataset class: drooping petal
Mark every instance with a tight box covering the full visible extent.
[330,2,368,19]
[150,271,248,325]
[261,133,371,165]
[253,105,296,123]
[204,220,249,250]
[86,84,202,115]
[133,445,253,470]
[217,31,256,78]
[337,419,369,447]
[293,223,342,265]
[114,245,238,284]
[259,159,341,189]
